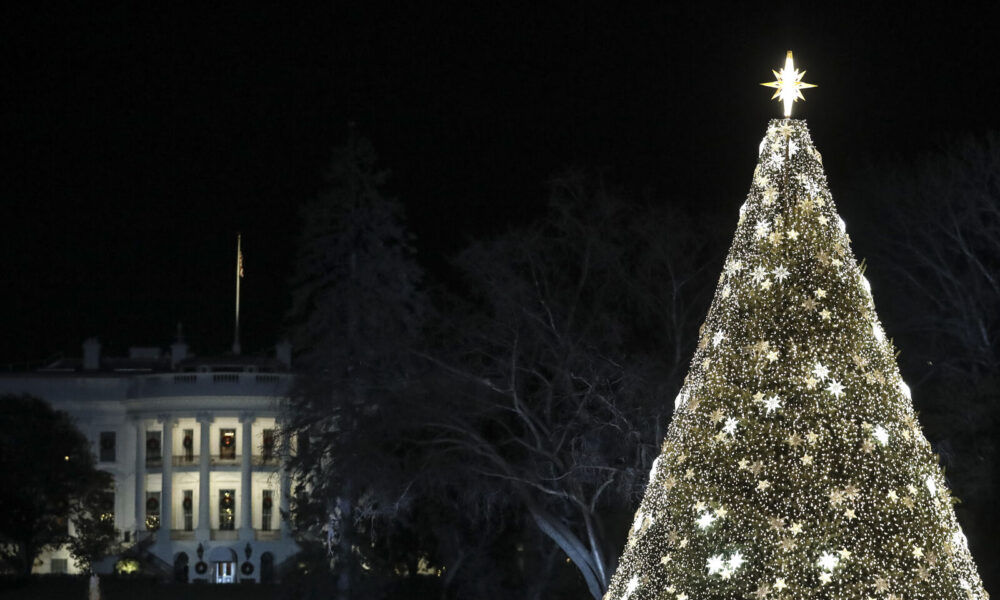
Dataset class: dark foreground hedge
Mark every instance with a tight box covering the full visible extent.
[0,575,281,600]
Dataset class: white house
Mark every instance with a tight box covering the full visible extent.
[0,336,298,583]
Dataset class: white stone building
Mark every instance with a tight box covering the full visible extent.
[0,337,298,583]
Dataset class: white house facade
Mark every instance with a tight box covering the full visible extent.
[0,338,298,583]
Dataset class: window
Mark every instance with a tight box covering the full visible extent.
[182,490,193,531]
[262,429,275,461]
[220,429,236,460]
[260,552,274,583]
[219,489,235,530]
[261,490,273,531]
[50,558,68,574]
[181,429,194,462]
[146,431,162,463]
[99,431,116,462]
[216,560,234,583]
[145,492,161,531]
[98,489,115,524]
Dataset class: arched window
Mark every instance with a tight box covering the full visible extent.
[260,552,274,584]
[173,552,189,583]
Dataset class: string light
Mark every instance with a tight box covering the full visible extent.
[604,114,988,600]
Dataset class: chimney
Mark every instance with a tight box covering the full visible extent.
[275,340,292,369]
[170,323,189,369]
[82,338,101,371]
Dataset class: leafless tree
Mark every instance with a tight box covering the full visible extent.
[861,133,1000,381]
[414,174,714,599]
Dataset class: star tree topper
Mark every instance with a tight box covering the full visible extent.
[762,51,816,117]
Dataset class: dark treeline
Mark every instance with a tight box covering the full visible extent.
[279,132,1000,599]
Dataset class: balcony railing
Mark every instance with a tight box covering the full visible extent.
[252,454,281,467]
[210,454,241,466]
[171,455,200,467]
[210,529,239,541]
[128,371,293,399]
[145,454,282,468]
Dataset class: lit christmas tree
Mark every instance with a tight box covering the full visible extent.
[605,53,988,600]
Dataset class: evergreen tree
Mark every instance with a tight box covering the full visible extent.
[605,120,988,600]
[284,131,425,598]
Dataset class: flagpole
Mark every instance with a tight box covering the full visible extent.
[233,233,242,355]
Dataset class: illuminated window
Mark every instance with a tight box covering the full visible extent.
[145,492,161,531]
[219,489,235,530]
[220,429,236,460]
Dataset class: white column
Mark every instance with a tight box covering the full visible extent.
[196,413,212,537]
[158,415,176,537]
[134,417,146,535]
[238,412,254,539]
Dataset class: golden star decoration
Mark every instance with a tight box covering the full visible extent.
[761,51,816,117]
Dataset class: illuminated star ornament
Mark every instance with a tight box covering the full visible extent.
[762,51,816,117]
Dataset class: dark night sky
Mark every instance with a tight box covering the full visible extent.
[2,2,999,364]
